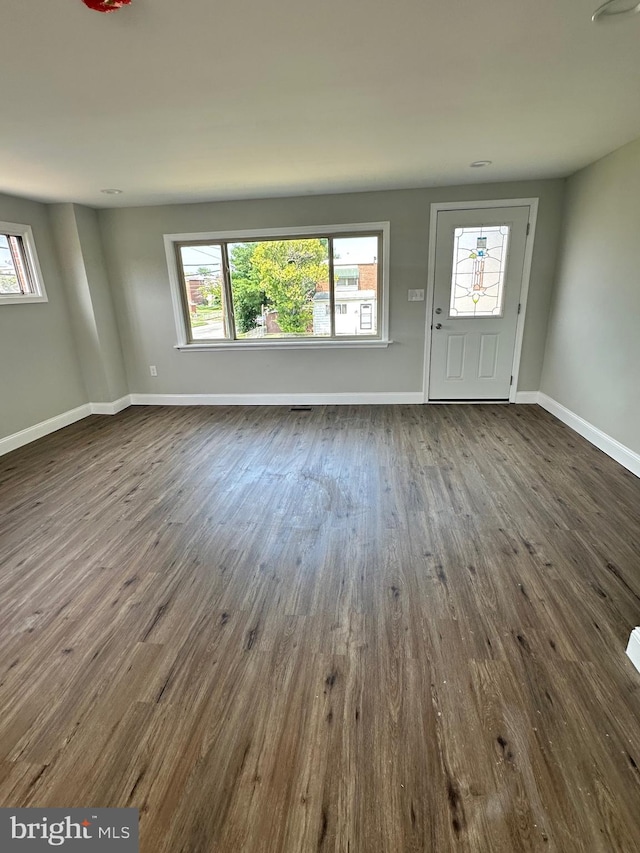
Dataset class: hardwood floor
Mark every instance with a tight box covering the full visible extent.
[0,403,639,852]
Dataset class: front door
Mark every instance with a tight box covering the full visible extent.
[428,205,530,400]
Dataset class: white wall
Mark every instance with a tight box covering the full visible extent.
[0,193,87,440]
[99,179,565,397]
[541,137,640,455]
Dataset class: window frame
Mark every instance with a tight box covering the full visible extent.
[164,222,390,350]
[0,221,48,305]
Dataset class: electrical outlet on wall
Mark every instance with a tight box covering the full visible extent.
[149,365,158,377]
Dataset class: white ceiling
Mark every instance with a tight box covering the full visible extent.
[3,0,640,207]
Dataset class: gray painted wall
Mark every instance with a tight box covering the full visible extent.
[0,193,87,440]
[49,203,109,402]
[49,204,128,404]
[541,137,640,454]
[0,178,566,444]
[99,179,565,397]
[72,205,128,401]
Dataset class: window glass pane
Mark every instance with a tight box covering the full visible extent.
[178,244,228,339]
[171,228,385,344]
[228,238,330,339]
[333,236,378,335]
[0,234,27,294]
[449,225,510,317]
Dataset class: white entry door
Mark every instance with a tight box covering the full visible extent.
[428,206,530,400]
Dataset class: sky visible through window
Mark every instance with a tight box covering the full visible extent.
[179,235,378,272]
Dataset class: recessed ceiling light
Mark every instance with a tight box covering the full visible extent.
[592,0,640,21]
[100,188,123,195]
[470,160,492,168]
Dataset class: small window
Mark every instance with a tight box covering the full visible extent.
[166,224,388,347]
[0,222,47,305]
[335,268,359,289]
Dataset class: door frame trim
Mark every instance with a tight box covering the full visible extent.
[422,198,539,403]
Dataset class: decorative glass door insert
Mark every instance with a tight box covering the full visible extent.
[449,225,510,317]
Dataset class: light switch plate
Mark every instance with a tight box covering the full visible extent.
[408,289,425,302]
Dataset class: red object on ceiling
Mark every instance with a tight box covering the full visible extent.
[82,0,132,12]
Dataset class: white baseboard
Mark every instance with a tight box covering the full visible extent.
[90,395,131,415]
[4,391,637,480]
[0,404,92,457]
[515,391,540,404]
[537,392,640,478]
[626,628,640,675]
[0,397,133,457]
[128,391,424,406]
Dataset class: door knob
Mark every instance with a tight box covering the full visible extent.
[435,308,442,314]
[435,323,442,330]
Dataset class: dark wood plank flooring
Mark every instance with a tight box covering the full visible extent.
[0,404,639,852]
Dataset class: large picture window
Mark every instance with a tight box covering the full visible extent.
[165,224,388,348]
[0,222,47,305]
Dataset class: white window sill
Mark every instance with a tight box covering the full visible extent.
[175,339,392,352]
[0,295,48,306]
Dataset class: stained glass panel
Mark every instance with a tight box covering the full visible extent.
[449,225,510,317]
